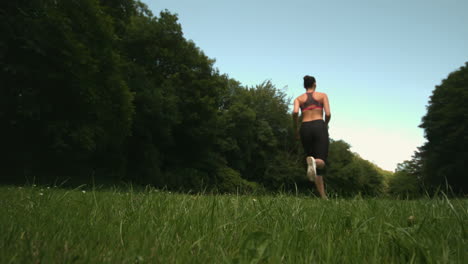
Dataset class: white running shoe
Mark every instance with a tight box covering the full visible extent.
[306,156,316,182]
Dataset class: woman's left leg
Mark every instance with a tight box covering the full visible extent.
[315,159,326,168]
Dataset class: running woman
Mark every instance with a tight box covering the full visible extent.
[292,75,331,199]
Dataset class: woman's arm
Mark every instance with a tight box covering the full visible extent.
[292,98,300,139]
[323,93,331,125]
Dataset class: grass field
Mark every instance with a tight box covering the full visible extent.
[0,185,466,263]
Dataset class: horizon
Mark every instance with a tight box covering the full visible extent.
[143,0,468,171]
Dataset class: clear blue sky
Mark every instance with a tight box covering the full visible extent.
[143,0,468,171]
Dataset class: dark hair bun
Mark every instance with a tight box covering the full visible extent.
[303,75,316,89]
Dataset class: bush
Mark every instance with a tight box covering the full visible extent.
[215,167,262,194]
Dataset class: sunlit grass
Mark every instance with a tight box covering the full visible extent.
[0,185,466,263]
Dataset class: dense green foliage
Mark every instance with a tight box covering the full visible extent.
[1,186,467,263]
[387,62,468,195]
[1,0,389,195]
[1,0,134,180]
[326,140,386,196]
[387,150,424,198]
[419,63,468,194]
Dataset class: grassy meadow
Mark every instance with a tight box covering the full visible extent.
[0,185,466,263]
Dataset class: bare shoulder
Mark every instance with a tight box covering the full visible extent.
[295,93,306,102]
[314,91,328,100]
[316,91,328,97]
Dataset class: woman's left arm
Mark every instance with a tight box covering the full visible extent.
[323,93,331,125]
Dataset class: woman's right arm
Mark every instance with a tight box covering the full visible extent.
[292,98,300,139]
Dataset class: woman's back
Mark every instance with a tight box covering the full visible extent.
[296,91,330,122]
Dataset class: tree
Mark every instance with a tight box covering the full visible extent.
[0,0,389,195]
[217,81,304,189]
[419,62,468,194]
[0,0,133,182]
[119,7,235,188]
[326,140,386,196]
[387,157,423,198]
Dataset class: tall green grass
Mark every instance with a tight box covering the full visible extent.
[1,185,466,263]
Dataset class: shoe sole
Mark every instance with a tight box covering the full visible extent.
[306,156,316,182]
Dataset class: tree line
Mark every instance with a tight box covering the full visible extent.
[2,0,464,196]
[388,62,468,196]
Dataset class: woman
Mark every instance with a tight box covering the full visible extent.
[292,75,331,199]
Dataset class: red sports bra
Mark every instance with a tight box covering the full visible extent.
[300,92,324,112]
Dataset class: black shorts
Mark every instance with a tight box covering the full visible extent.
[300,120,329,164]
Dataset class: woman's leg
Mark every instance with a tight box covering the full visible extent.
[301,121,328,199]
[314,121,328,199]
[315,175,328,199]
[315,159,325,169]
[314,159,327,199]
